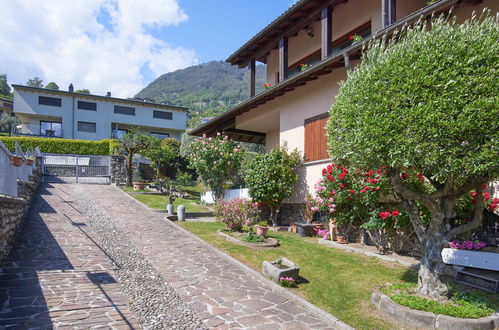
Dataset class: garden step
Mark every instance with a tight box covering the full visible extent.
[455,268,499,293]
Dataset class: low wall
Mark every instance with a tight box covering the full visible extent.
[111,155,127,185]
[201,188,250,204]
[0,169,40,260]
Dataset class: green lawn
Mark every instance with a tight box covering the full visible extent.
[179,222,418,330]
[120,185,213,213]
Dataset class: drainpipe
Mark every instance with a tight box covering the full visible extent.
[69,83,75,138]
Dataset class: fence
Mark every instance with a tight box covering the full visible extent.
[42,153,111,184]
[0,141,38,198]
[201,188,250,204]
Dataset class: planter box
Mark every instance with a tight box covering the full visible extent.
[296,223,314,237]
[442,248,499,271]
[262,257,299,282]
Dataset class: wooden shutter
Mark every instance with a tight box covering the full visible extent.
[304,113,329,162]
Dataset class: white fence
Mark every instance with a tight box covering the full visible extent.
[201,188,250,204]
[0,141,38,198]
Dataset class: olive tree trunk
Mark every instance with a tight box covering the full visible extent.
[126,154,134,187]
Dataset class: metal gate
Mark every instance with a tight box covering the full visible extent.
[42,153,111,184]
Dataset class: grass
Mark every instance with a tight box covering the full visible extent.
[382,283,498,319]
[178,222,418,330]
[120,184,213,213]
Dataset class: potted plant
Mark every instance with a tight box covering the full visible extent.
[256,221,269,237]
[133,173,147,190]
[296,193,316,237]
[10,155,23,167]
[336,233,348,244]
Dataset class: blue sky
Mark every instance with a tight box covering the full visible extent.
[1,0,295,97]
[155,0,295,63]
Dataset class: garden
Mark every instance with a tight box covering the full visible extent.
[176,12,499,330]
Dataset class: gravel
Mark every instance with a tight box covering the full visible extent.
[70,185,206,330]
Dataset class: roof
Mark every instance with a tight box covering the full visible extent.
[193,0,460,139]
[12,84,188,112]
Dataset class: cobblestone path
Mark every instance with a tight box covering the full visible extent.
[0,184,139,329]
[74,184,341,330]
[1,183,344,329]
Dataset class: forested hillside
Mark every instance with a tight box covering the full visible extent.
[135,61,266,127]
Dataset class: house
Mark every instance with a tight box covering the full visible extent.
[0,97,14,117]
[190,0,498,222]
[12,84,187,141]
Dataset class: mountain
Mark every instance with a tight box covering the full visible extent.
[135,61,266,127]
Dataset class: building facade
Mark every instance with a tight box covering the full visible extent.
[0,97,14,117]
[190,0,498,220]
[12,85,187,141]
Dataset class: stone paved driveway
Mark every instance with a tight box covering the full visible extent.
[75,184,341,330]
[0,185,139,329]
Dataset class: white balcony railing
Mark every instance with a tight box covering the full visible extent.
[11,124,63,138]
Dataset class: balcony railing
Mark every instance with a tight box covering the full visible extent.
[11,124,63,138]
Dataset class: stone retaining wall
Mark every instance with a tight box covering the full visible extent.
[111,155,127,185]
[0,169,40,260]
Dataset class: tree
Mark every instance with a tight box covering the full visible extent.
[75,89,90,94]
[141,136,180,181]
[45,82,59,90]
[0,74,11,96]
[26,77,44,88]
[0,113,20,133]
[327,13,498,299]
[187,133,244,201]
[244,144,301,226]
[119,128,150,186]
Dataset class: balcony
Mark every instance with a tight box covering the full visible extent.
[12,123,63,138]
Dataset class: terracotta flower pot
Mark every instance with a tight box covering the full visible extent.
[312,222,324,231]
[290,223,297,233]
[10,155,23,167]
[256,225,269,237]
[133,182,146,191]
[26,159,34,166]
[336,235,348,244]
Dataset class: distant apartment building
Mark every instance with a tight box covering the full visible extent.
[0,97,14,117]
[12,84,187,141]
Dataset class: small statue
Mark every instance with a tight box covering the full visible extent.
[329,219,337,241]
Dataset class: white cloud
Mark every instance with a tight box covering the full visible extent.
[0,0,197,97]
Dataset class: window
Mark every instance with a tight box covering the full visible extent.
[151,132,170,140]
[77,121,96,133]
[114,105,135,115]
[153,110,173,120]
[114,129,128,140]
[40,121,62,137]
[39,96,61,107]
[304,113,329,162]
[77,100,97,111]
[331,21,371,54]
[288,50,321,78]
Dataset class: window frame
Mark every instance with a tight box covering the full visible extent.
[38,96,62,107]
[114,105,136,116]
[153,110,173,120]
[77,100,97,111]
[77,121,97,133]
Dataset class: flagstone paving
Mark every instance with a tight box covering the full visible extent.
[1,183,345,329]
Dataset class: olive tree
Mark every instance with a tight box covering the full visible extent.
[120,128,150,186]
[142,136,180,181]
[244,144,301,226]
[327,13,498,299]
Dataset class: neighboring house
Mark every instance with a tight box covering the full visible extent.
[12,84,187,141]
[190,0,497,222]
[0,97,14,117]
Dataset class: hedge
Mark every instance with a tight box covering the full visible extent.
[0,136,120,155]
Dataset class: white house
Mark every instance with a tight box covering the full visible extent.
[12,84,187,141]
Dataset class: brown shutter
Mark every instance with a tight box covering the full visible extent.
[304,113,329,162]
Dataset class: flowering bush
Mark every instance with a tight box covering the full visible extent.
[187,133,244,201]
[214,198,260,231]
[263,83,272,89]
[316,229,330,240]
[279,276,297,288]
[449,240,487,250]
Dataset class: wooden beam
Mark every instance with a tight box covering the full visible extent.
[382,0,396,28]
[321,6,332,60]
[248,59,256,98]
[278,37,288,82]
[235,0,345,67]
[225,128,266,138]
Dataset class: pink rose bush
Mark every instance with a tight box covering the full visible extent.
[448,240,487,250]
[214,198,260,231]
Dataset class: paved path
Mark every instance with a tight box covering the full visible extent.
[1,183,342,329]
[0,185,139,329]
[76,184,338,330]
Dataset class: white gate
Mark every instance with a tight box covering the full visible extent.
[42,153,111,184]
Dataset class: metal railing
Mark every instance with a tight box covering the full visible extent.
[0,141,36,198]
[11,124,63,138]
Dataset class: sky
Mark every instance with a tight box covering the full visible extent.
[0,0,295,98]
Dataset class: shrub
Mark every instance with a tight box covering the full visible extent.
[0,136,118,155]
[242,230,264,243]
[214,198,260,231]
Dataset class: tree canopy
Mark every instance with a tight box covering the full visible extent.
[45,82,59,90]
[0,74,11,97]
[327,12,498,298]
[75,89,90,94]
[26,77,44,88]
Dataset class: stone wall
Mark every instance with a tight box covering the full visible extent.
[111,155,127,185]
[0,167,40,260]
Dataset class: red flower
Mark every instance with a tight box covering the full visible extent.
[379,211,391,220]
[327,175,334,182]
[401,173,408,180]
[327,164,333,174]
[349,35,353,40]
[483,192,490,201]
[470,192,477,198]
[329,191,336,196]
[340,183,346,189]
[349,189,355,194]
[373,187,379,191]
[322,168,327,175]
[365,170,374,176]
[392,210,400,217]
